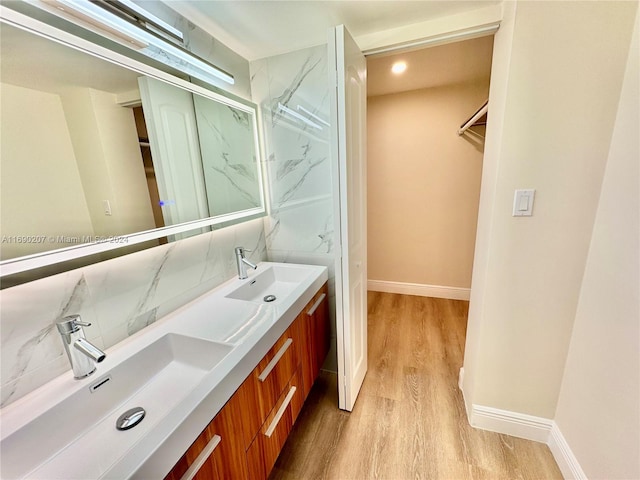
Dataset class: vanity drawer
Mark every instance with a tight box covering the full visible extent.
[246,367,305,480]
[164,393,248,480]
[237,322,300,447]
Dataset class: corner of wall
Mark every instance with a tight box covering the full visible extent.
[461,0,516,416]
[548,423,588,480]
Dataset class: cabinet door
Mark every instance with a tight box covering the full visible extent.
[300,283,330,398]
[312,283,330,377]
[164,393,248,480]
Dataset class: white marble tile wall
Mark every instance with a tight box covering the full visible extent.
[250,45,338,371]
[251,45,334,255]
[0,220,266,407]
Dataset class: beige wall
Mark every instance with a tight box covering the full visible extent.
[0,83,94,259]
[61,87,155,237]
[1,82,156,260]
[463,0,638,420]
[554,10,639,479]
[367,82,488,288]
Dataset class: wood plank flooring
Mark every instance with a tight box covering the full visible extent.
[269,292,563,480]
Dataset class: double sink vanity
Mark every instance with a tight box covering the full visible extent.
[0,262,330,479]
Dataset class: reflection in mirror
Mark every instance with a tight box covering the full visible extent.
[1,22,158,260]
[0,21,266,286]
[138,75,210,241]
[193,95,263,217]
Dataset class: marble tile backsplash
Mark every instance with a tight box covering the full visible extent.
[250,45,338,370]
[0,220,266,407]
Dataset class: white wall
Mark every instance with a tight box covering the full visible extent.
[357,3,502,53]
[0,83,94,258]
[553,10,639,479]
[463,0,638,419]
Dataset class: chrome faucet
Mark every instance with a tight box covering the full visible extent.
[56,315,106,379]
[234,246,257,279]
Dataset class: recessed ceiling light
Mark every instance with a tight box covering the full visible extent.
[391,61,407,75]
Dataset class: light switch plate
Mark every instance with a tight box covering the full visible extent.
[103,200,112,216]
[513,189,535,216]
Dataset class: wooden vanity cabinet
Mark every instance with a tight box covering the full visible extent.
[164,392,248,480]
[299,283,330,398]
[165,282,330,480]
[246,367,305,479]
[235,320,300,449]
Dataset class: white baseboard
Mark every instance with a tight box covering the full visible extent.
[548,422,587,480]
[468,404,553,443]
[465,405,589,479]
[458,385,587,479]
[367,280,471,300]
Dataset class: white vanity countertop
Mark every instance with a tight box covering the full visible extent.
[0,262,328,480]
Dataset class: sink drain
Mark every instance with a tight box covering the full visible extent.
[263,294,276,302]
[116,407,146,431]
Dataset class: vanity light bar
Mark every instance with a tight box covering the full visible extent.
[110,0,184,42]
[46,0,234,85]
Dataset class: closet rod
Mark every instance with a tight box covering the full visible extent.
[458,100,488,136]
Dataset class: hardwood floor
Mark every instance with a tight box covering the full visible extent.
[269,292,563,480]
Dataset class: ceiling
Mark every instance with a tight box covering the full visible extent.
[367,35,494,97]
[166,1,501,61]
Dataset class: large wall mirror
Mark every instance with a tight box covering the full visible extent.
[0,16,266,287]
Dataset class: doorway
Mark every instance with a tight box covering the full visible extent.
[366,36,493,302]
[365,35,494,379]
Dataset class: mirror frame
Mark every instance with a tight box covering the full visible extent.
[0,6,267,278]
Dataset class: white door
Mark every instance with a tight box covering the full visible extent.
[138,76,209,236]
[328,25,367,411]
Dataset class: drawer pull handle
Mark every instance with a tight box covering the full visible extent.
[258,338,293,382]
[179,434,221,480]
[264,386,297,438]
[306,293,327,316]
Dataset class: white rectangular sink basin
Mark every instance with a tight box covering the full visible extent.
[225,264,313,304]
[1,334,232,479]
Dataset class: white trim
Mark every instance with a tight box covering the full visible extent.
[548,422,588,480]
[460,381,587,479]
[468,404,553,443]
[357,4,503,54]
[364,23,499,57]
[368,279,471,301]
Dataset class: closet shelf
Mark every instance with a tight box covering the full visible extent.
[458,100,488,136]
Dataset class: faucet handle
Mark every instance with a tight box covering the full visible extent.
[56,315,91,334]
[235,246,252,256]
